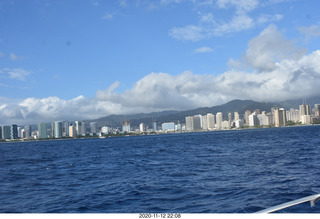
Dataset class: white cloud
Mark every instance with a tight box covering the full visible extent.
[169,25,206,41]
[1,25,320,125]
[1,68,31,81]
[194,46,213,53]
[102,13,113,20]
[229,24,306,72]
[169,0,284,40]
[10,53,24,60]
[298,24,320,41]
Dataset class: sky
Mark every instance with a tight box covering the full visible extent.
[1,0,320,125]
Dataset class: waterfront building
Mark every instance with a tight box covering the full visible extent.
[162,122,175,131]
[139,123,145,132]
[64,121,70,137]
[69,125,76,137]
[122,121,131,133]
[51,122,55,138]
[274,108,286,127]
[81,122,87,136]
[299,104,311,121]
[287,108,300,122]
[175,123,182,131]
[221,120,230,129]
[185,116,193,131]
[207,113,215,130]
[202,115,208,130]
[315,104,320,118]
[75,121,82,136]
[234,112,239,121]
[38,123,47,139]
[301,115,311,125]
[54,121,63,138]
[216,112,223,130]
[24,125,32,139]
[153,120,158,131]
[249,113,259,127]
[9,125,18,139]
[101,126,110,134]
[257,113,269,126]
[193,115,202,130]
[0,126,2,139]
[90,122,97,135]
[245,110,251,126]
[228,113,232,127]
[235,119,243,128]
[2,126,11,139]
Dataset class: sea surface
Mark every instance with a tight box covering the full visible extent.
[1,125,320,213]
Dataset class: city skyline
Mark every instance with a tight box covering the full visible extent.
[2,101,320,141]
[1,1,320,125]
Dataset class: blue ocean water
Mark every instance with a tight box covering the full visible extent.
[1,125,320,213]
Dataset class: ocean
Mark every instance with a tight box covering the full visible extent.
[1,125,320,213]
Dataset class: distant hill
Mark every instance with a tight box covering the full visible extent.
[88,99,283,129]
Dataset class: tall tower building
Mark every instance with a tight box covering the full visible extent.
[54,121,63,138]
[192,115,202,130]
[139,123,145,132]
[202,115,208,130]
[315,104,320,118]
[90,122,97,134]
[245,110,251,126]
[207,113,215,130]
[216,112,223,130]
[234,112,239,121]
[24,125,32,139]
[122,120,131,133]
[75,121,82,136]
[2,126,11,139]
[274,108,286,127]
[38,123,47,139]
[185,116,193,131]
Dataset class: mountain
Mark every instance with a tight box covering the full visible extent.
[88,99,282,129]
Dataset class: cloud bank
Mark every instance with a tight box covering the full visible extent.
[1,24,320,125]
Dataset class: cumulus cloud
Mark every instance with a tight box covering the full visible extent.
[1,25,320,125]
[229,24,306,72]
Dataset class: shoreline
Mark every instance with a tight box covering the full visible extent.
[1,123,319,144]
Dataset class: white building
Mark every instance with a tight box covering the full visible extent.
[139,123,145,132]
[249,113,259,127]
[207,113,215,130]
[216,112,223,130]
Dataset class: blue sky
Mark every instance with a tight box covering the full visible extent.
[1,0,320,125]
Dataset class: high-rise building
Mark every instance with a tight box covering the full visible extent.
[192,115,202,130]
[202,115,208,130]
[24,125,32,139]
[0,126,2,139]
[64,121,70,137]
[234,112,239,121]
[207,113,215,130]
[185,116,193,131]
[245,110,251,126]
[315,104,320,118]
[101,126,110,134]
[249,113,259,127]
[10,124,18,139]
[228,113,232,127]
[122,121,130,133]
[2,126,11,139]
[69,125,76,138]
[152,120,158,131]
[216,112,223,130]
[75,121,82,136]
[139,123,145,132]
[90,122,97,134]
[38,123,47,139]
[81,122,87,136]
[162,122,175,131]
[274,108,286,127]
[54,121,63,138]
